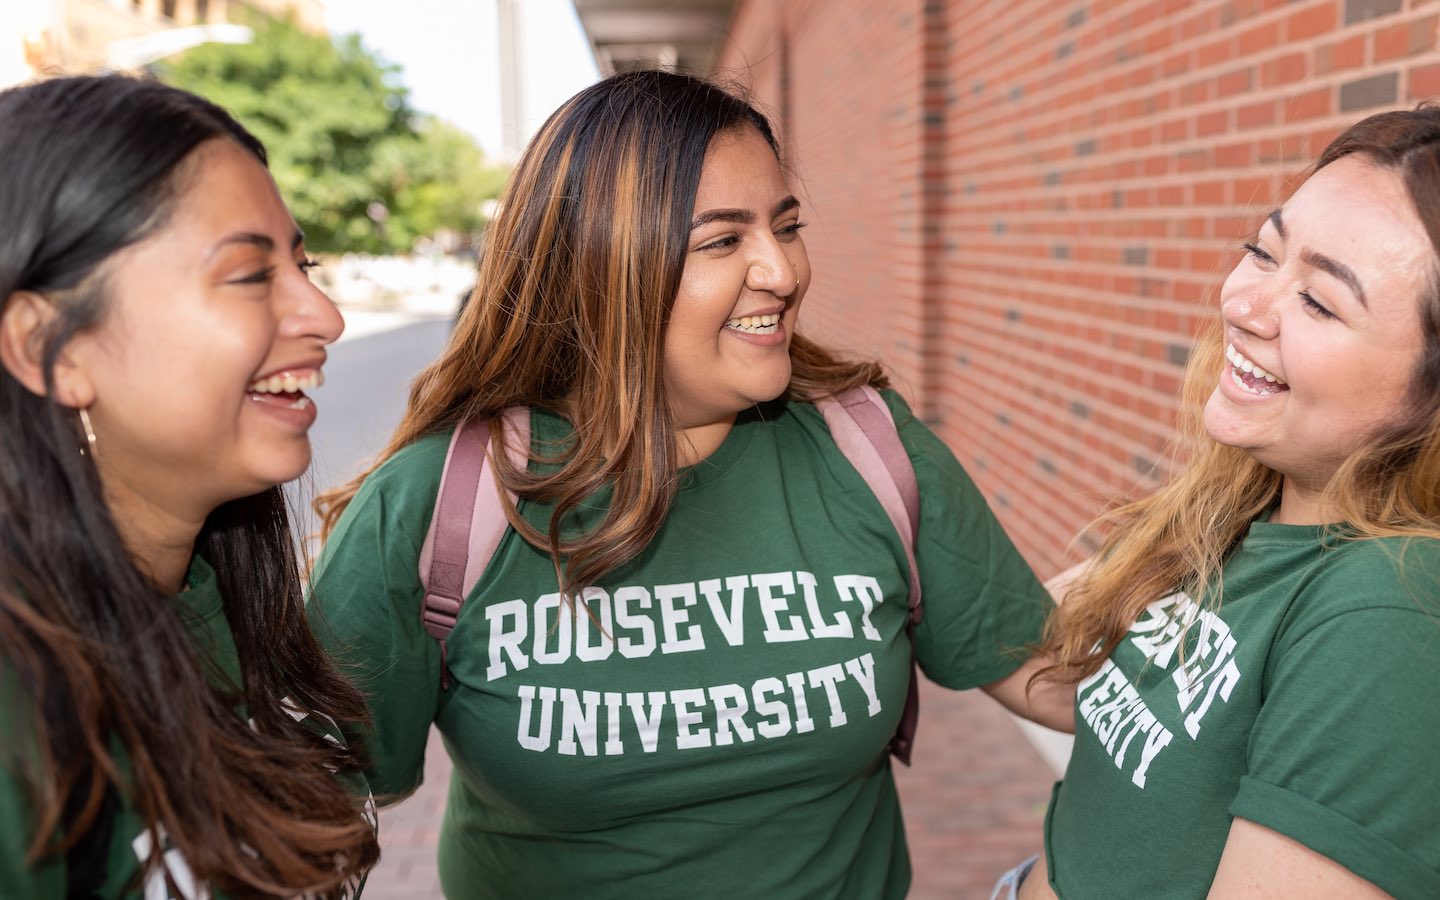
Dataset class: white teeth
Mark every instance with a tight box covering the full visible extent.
[724,313,781,334]
[1224,344,1287,386]
[247,370,323,393]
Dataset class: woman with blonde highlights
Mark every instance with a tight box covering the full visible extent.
[312,70,1070,898]
[1005,108,1440,900]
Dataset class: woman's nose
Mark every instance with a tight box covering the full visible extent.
[279,274,345,345]
[746,245,799,296]
[1221,289,1279,341]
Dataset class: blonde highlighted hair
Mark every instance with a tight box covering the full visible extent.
[316,70,884,595]
[1041,105,1440,682]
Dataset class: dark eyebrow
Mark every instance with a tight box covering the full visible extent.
[772,195,800,218]
[690,195,801,231]
[209,229,306,259]
[691,208,753,230]
[213,232,274,256]
[1267,209,1285,239]
[1303,250,1368,308]
[1268,210,1368,308]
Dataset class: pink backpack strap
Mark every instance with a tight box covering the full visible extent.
[417,407,529,690]
[816,384,923,765]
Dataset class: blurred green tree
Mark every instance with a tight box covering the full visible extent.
[375,117,510,251]
[158,13,506,254]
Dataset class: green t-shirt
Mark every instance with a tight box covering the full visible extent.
[1044,521,1440,899]
[0,557,372,899]
[309,392,1050,899]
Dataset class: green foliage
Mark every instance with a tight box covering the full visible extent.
[158,12,506,254]
[376,117,510,250]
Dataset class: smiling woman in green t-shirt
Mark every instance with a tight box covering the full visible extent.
[0,76,377,897]
[1007,109,1440,900]
[311,69,1073,899]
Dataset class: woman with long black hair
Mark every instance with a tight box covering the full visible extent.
[0,75,378,897]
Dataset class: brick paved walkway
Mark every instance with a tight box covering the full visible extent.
[362,680,1059,899]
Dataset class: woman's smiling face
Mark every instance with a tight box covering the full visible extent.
[663,125,810,441]
[1203,154,1435,519]
[66,138,343,523]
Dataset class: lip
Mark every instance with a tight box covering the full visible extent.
[249,356,326,386]
[248,391,319,429]
[1218,361,1287,404]
[246,358,326,430]
[727,304,787,321]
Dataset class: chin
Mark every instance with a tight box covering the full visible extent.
[752,368,793,403]
[251,449,314,491]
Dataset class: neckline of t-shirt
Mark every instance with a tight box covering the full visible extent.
[528,406,763,493]
[1243,517,1337,546]
[178,555,226,621]
[675,406,761,492]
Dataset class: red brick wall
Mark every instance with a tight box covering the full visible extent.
[716,0,1440,574]
[719,0,936,398]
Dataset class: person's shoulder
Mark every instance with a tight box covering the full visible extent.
[325,430,454,548]
[876,386,917,424]
[346,431,454,510]
[1298,533,1440,621]
[365,430,452,488]
[794,385,980,497]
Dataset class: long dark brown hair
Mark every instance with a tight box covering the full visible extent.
[1040,104,1440,683]
[0,75,377,895]
[317,70,886,595]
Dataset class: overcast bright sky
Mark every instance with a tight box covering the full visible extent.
[325,0,599,159]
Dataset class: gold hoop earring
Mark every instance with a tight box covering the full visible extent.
[78,407,97,457]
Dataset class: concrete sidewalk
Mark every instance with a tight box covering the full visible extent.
[361,680,1062,899]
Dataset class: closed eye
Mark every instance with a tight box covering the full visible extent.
[1242,242,1273,265]
[695,235,739,252]
[229,268,275,285]
[1300,291,1337,320]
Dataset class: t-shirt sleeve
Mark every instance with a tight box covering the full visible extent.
[1230,603,1440,899]
[307,440,449,804]
[879,390,1052,690]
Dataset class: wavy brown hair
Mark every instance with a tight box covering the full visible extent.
[1040,105,1440,683]
[0,76,377,895]
[317,70,885,595]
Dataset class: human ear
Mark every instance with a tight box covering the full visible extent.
[0,292,94,407]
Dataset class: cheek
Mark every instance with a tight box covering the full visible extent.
[672,293,731,343]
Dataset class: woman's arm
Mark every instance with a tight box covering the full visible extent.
[980,655,1075,732]
[980,558,1089,732]
[1208,818,1390,899]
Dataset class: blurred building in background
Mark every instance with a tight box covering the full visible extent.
[2,0,323,86]
[573,0,733,73]
[576,0,1440,576]
[497,0,525,159]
